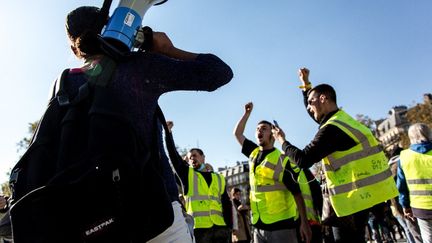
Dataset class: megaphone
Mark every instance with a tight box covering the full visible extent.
[102,0,168,52]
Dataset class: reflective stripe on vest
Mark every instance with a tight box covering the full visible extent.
[321,110,398,217]
[249,148,298,224]
[185,167,227,228]
[327,169,393,196]
[324,119,382,172]
[255,183,287,192]
[191,210,223,217]
[400,149,432,210]
[407,179,432,184]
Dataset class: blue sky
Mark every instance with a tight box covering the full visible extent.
[0,1,431,183]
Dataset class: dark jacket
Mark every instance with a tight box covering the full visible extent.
[282,91,356,169]
[11,52,233,242]
[65,52,233,239]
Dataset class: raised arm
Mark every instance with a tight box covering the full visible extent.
[142,31,233,93]
[298,67,311,92]
[298,68,317,122]
[164,121,190,190]
[233,102,253,146]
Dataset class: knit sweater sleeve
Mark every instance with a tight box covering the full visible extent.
[134,53,233,94]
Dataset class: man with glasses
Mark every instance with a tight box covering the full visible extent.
[272,68,398,243]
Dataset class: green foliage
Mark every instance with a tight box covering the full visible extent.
[402,102,432,147]
[355,114,376,133]
[7,121,39,183]
[1,182,11,197]
[406,103,432,128]
[16,121,38,152]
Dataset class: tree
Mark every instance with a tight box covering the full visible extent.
[16,121,38,152]
[399,102,432,148]
[355,114,376,133]
[406,103,432,128]
[3,121,39,187]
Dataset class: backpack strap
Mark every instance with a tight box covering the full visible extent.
[56,56,118,107]
[53,69,70,106]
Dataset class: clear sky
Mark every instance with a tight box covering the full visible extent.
[0,1,431,183]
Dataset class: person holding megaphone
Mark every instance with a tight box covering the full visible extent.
[66,2,233,242]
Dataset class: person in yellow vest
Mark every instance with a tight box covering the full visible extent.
[234,102,311,243]
[272,68,398,243]
[164,121,233,243]
[397,123,432,243]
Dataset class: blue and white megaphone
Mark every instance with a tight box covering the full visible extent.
[102,0,167,52]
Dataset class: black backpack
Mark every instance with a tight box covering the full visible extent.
[8,58,173,242]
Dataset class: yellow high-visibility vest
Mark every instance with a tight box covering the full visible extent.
[184,167,227,228]
[321,110,398,217]
[400,149,432,210]
[249,148,298,224]
[291,164,320,223]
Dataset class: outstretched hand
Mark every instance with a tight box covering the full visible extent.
[272,125,286,145]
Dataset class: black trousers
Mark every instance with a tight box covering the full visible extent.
[332,210,369,243]
[194,226,231,243]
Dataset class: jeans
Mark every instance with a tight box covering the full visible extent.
[395,215,423,243]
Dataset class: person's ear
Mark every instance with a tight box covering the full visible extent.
[319,94,327,103]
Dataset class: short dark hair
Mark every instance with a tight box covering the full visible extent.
[232,187,241,194]
[189,148,204,156]
[307,84,337,104]
[258,120,272,127]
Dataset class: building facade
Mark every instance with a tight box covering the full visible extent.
[376,105,410,153]
[376,93,432,154]
[218,161,250,204]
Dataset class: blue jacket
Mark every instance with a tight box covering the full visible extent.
[397,142,432,208]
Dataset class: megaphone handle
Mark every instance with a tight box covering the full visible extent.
[140,26,153,51]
